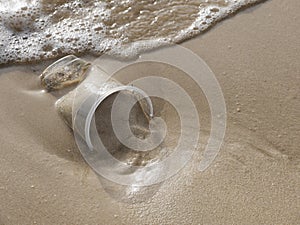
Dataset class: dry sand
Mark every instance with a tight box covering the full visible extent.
[0,0,299,224]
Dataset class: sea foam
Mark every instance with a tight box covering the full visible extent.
[0,0,263,64]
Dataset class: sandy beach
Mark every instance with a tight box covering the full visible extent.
[0,0,299,224]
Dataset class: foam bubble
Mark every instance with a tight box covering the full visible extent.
[0,0,263,65]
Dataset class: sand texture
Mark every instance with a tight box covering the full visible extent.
[0,0,299,224]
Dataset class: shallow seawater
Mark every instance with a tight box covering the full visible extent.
[0,0,262,64]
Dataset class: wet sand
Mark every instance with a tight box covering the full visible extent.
[0,0,299,224]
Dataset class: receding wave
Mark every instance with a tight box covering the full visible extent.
[0,0,263,65]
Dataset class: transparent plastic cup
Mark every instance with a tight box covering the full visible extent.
[70,63,162,186]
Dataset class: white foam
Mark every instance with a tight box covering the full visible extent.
[0,0,263,64]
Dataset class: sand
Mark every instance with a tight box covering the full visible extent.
[0,0,299,224]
